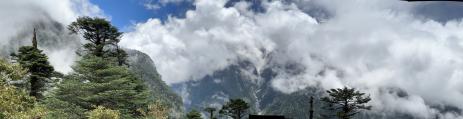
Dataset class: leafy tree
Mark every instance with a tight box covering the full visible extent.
[219,99,250,119]
[321,87,372,119]
[87,106,120,119]
[204,107,216,119]
[52,55,150,118]
[186,109,203,119]
[68,16,128,66]
[0,59,47,119]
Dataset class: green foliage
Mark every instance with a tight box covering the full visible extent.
[140,100,170,119]
[11,46,54,99]
[68,16,127,66]
[87,106,120,119]
[52,55,151,118]
[42,97,87,119]
[0,59,48,119]
[219,99,250,119]
[126,49,184,118]
[321,87,372,119]
[0,59,26,81]
[186,109,203,119]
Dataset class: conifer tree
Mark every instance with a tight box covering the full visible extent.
[321,87,372,119]
[11,29,54,99]
[46,16,152,118]
[219,99,250,119]
[52,55,150,118]
[68,16,128,66]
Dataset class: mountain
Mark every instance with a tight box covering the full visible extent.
[172,55,427,119]
[126,49,184,118]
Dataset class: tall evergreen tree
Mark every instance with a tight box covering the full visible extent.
[321,87,372,119]
[52,55,150,118]
[68,16,128,66]
[219,99,250,119]
[46,16,152,118]
[11,29,54,99]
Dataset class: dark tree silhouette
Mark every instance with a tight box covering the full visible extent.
[219,99,250,119]
[321,87,371,119]
[187,109,203,119]
[309,96,314,119]
[204,107,216,119]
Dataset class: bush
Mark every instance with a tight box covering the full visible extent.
[87,106,120,119]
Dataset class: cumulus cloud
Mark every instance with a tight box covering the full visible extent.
[0,0,104,73]
[122,0,463,118]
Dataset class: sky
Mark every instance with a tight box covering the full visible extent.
[3,0,463,118]
[89,0,194,31]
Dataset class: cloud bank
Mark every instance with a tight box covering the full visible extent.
[122,0,463,118]
[0,0,103,73]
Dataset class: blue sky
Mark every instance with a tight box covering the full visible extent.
[90,0,194,31]
[90,0,463,32]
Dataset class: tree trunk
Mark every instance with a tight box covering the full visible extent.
[309,96,314,119]
[209,110,214,119]
[237,111,241,119]
[29,76,41,99]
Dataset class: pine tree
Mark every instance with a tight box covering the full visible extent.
[186,109,203,119]
[52,55,150,118]
[219,99,250,119]
[11,29,54,99]
[321,87,372,119]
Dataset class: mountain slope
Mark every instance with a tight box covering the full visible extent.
[126,49,184,118]
[172,58,430,119]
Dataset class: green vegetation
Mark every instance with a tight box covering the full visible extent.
[11,46,54,99]
[1,16,180,119]
[0,59,48,119]
[186,109,203,119]
[87,106,121,119]
[321,87,372,119]
[49,55,151,118]
[219,99,250,119]
[68,16,127,66]
[139,100,170,119]
[0,15,375,119]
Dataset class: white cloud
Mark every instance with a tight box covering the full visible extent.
[144,3,161,10]
[122,0,463,117]
[143,0,192,11]
[0,0,104,73]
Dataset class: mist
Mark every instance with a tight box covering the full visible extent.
[121,0,463,118]
[1,0,463,118]
[0,0,102,73]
